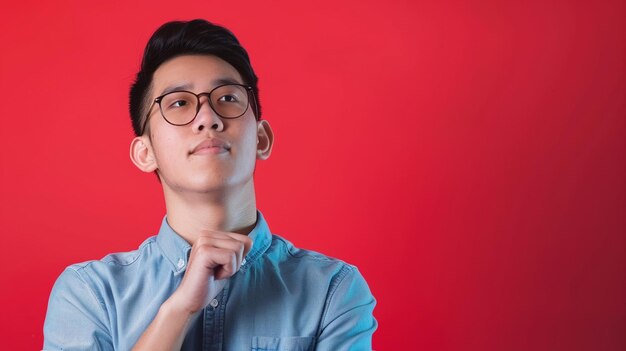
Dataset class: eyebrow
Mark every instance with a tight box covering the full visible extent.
[159,77,244,96]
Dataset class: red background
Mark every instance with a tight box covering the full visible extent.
[0,1,624,350]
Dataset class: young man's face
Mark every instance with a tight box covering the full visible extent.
[131,54,273,195]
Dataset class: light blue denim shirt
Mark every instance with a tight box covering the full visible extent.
[43,212,377,350]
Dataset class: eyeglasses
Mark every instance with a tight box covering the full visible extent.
[140,83,255,134]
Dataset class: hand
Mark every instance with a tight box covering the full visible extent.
[168,230,253,315]
[132,231,252,350]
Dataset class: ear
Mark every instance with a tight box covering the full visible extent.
[256,120,274,160]
[130,136,158,173]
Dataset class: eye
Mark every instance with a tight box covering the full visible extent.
[170,99,188,108]
[218,94,239,103]
[161,92,195,111]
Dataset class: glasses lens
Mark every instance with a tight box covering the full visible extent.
[210,85,249,118]
[159,91,198,125]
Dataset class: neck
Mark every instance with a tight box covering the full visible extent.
[162,179,258,245]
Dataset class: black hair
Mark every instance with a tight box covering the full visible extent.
[129,19,261,136]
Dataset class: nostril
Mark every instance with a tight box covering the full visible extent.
[198,125,204,131]
[211,122,219,130]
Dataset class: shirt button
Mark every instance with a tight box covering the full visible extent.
[209,299,219,308]
[176,258,185,269]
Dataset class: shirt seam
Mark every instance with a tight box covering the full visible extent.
[66,266,111,331]
[274,235,339,263]
[97,237,153,267]
[316,263,354,337]
[101,249,143,267]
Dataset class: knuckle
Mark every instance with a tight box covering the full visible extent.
[195,244,218,258]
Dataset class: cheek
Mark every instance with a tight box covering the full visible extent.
[151,131,184,166]
[245,123,261,155]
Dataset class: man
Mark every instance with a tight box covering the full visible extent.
[43,19,377,350]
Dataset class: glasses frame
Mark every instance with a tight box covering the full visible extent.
[140,83,256,135]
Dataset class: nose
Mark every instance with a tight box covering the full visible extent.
[192,95,224,133]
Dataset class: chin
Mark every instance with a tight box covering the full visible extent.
[188,175,251,193]
[187,177,229,192]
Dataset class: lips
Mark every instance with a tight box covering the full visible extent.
[190,138,231,155]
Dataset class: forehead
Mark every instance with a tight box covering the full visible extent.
[151,54,244,97]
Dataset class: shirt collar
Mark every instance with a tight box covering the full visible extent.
[156,211,272,275]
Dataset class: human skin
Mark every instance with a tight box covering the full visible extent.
[129,54,274,350]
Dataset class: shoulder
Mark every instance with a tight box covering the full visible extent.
[69,235,157,270]
[265,234,368,291]
[44,238,160,349]
[55,235,160,292]
[45,236,162,325]
[264,234,376,333]
[270,234,354,267]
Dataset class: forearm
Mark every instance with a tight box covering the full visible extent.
[131,298,199,351]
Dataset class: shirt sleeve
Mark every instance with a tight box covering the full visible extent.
[315,265,378,351]
[43,266,114,351]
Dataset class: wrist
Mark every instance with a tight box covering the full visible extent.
[161,294,197,323]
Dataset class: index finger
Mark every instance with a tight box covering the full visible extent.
[207,231,253,256]
[198,229,254,255]
[224,232,253,257]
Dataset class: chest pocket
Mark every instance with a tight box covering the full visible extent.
[251,336,314,351]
